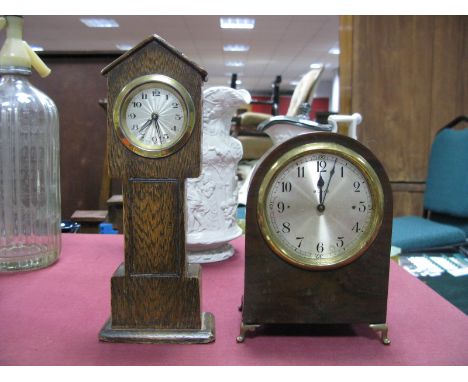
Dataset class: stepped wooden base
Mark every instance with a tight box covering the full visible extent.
[100,262,215,344]
[99,312,215,344]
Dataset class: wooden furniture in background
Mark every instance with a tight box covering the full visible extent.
[391,183,425,218]
[106,194,123,233]
[70,210,108,233]
[339,15,468,216]
[236,67,325,161]
[249,75,282,115]
[97,98,113,210]
[32,53,120,219]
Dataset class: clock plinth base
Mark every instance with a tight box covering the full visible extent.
[99,312,215,344]
[101,262,216,343]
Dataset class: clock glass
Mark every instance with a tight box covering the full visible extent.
[113,74,195,158]
[257,142,384,269]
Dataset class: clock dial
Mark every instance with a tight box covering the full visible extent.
[258,142,384,269]
[114,75,195,158]
[123,85,186,149]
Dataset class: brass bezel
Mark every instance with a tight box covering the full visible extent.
[257,142,384,270]
[113,74,196,158]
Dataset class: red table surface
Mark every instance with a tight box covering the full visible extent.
[1,234,467,366]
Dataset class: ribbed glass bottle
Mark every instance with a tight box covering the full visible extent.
[0,67,61,271]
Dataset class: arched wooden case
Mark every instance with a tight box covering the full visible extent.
[238,132,393,344]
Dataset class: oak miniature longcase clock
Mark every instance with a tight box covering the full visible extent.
[238,132,393,344]
[98,35,215,343]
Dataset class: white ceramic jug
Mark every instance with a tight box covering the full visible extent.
[187,86,251,263]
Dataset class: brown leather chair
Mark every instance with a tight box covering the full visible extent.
[238,65,324,132]
[236,66,324,159]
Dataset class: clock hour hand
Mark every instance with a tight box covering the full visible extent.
[317,174,325,205]
[322,158,338,204]
[139,118,153,134]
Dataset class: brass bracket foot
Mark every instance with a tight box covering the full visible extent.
[369,323,391,345]
[236,321,261,343]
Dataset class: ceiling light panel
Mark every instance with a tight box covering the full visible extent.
[223,44,250,52]
[80,18,119,28]
[225,61,245,67]
[220,17,255,29]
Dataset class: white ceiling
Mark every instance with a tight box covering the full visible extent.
[22,15,339,94]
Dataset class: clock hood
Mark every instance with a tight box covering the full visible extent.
[101,34,208,81]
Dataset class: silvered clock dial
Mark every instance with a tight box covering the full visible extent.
[113,74,195,158]
[257,142,384,269]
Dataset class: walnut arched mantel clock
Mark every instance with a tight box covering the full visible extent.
[238,132,393,344]
[99,35,215,344]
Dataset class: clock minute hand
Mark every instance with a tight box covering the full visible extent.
[322,158,338,205]
[154,119,163,144]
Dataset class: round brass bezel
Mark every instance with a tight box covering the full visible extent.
[257,142,384,270]
[113,74,195,158]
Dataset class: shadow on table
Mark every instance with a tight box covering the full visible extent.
[245,323,379,341]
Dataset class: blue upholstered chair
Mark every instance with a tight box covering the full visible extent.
[392,116,468,253]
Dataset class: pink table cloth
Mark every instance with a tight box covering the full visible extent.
[1,234,467,365]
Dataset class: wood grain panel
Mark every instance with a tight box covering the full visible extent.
[430,16,468,138]
[392,191,424,218]
[111,263,201,329]
[125,179,181,275]
[391,184,425,217]
[352,16,434,182]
